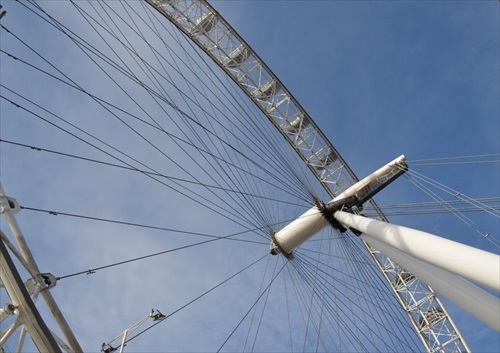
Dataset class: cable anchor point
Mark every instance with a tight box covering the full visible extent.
[0,4,6,20]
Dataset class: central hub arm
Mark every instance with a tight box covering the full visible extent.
[271,155,407,256]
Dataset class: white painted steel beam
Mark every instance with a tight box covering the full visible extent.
[334,210,500,292]
[273,206,328,255]
[0,183,82,353]
[360,236,500,331]
[0,236,62,352]
[333,154,406,202]
[273,155,407,255]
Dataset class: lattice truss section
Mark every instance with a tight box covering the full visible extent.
[145,1,470,352]
[146,0,354,195]
[371,248,469,353]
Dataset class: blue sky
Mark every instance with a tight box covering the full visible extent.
[0,1,498,352]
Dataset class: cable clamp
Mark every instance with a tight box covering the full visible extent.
[0,195,21,214]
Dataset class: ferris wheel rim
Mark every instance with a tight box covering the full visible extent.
[143,1,471,351]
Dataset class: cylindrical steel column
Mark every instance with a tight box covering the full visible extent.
[362,236,500,331]
[334,210,500,292]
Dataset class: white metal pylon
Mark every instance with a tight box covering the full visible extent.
[271,155,499,330]
[0,182,82,353]
[333,210,500,331]
[0,233,61,352]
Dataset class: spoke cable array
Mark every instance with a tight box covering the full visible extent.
[384,164,500,248]
[0,1,496,353]
[405,174,499,248]
[407,154,500,166]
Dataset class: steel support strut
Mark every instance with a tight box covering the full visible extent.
[0,234,61,352]
[269,153,499,331]
[271,155,408,256]
[0,182,83,353]
[333,211,500,331]
[333,211,500,292]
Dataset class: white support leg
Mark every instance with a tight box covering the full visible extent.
[333,210,500,292]
[363,236,500,331]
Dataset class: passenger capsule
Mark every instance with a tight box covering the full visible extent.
[191,12,217,35]
[252,79,278,100]
[225,45,249,68]
[418,307,445,329]
[286,114,309,133]
[394,270,415,287]
[314,150,338,169]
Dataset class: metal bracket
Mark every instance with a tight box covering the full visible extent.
[40,273,58,290]
[0,195,21,215]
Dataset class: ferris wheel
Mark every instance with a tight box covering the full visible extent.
[0,1,498,353]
